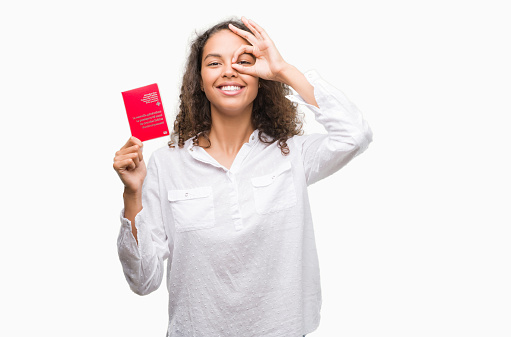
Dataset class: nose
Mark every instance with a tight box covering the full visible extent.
[222,63,238,78]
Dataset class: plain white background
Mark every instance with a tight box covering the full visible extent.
[1,0,510,336]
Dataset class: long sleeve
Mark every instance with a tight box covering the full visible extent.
[117,154,170,295]
[288,70,373,185]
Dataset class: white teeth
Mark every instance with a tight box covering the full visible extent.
[220,86,241,91]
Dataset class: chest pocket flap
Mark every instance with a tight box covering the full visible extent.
[251,161,293,187]
[167,186,214,232]
[251,162,296,214]
[168,186,212,201]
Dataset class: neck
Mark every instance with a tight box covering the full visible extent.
[201,106,254,155]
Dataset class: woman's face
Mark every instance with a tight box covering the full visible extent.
[201,29,259,117]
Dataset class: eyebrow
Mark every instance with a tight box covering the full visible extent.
[203,53,222,61]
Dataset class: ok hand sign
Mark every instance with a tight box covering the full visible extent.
[229,17,290,83]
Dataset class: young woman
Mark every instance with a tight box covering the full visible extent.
[114,17,372,337]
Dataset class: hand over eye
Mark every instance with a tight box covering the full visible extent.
[229,17,289,82]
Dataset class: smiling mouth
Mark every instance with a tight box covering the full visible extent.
[218,85,243,91]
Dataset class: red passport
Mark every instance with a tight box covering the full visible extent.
[121,83,170,142]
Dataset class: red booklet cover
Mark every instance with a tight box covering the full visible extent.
[121,83,170,142]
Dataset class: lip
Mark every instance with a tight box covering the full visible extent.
[216,82,245,96]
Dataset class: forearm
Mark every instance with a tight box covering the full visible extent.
[123,188,142,244]
[277,64,318,108]
[286,70,373,185]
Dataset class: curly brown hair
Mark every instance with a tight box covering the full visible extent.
[169,19,303,155]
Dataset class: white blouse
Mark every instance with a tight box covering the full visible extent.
[117,70,373,337]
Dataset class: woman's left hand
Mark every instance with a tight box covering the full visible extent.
[229,17,289,82]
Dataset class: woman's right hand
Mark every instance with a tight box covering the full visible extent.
[113,136,147,194]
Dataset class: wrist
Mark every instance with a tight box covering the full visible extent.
[123,186,142,198]
[123,187,142,215]
[275,64,299,86]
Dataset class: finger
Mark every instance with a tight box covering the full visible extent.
[115,152,140,168]
[132,152,140,167]
[137,145,143,162]
[116,144,142,158]
[246,18,271,41]
[131,143,144,162]
[113,158,136,172]
[241,16,263,40]
[232,45,256,63]
[121,136,143,150]
[231,62,258,77]
[125,159,136,171]
[228,23,258,46]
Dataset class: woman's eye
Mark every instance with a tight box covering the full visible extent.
[208,62,220,66]
[238,60,252,65]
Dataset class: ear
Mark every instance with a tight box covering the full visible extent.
[200,79,204,91]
